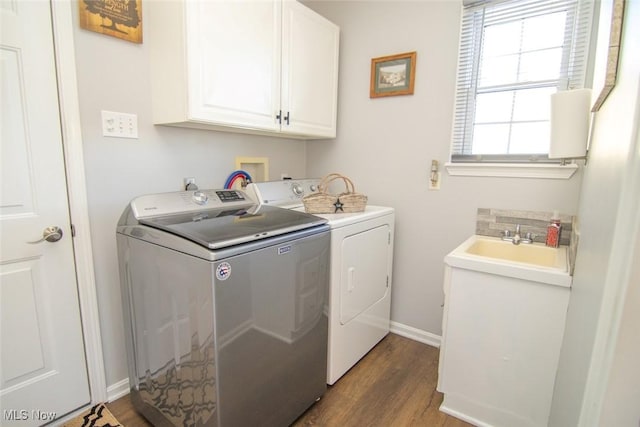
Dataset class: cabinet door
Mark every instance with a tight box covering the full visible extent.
[439,268,570,426]
[281,1,340,138]
[186,1,281,131]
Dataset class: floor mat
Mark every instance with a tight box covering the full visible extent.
[63,403,122,427]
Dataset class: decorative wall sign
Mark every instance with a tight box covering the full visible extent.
[79,0,142,44]
[370,51,416,98]
[592,0,625,111]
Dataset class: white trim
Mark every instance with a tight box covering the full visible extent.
[445,162,579,179]
[107,378,131,402]
[439,397,493,427]
[51,0,107,403]
[53,379,129,426]
[390,321,441,348]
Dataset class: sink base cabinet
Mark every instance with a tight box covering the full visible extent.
[437,266,570,427]
[147,0,339,139]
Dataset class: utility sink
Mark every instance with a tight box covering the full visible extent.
[445,235,571,287]
[465,237,563,268]
[439,235,572,426]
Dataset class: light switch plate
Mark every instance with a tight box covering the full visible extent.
[102,110,138,139]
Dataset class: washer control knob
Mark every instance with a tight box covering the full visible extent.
[310,184,318,192]
[292,183,304,196]
[192,191,209,205]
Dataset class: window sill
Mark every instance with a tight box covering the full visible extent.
[444,162,579,179]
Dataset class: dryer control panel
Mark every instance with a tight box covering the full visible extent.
[245,179,320,208]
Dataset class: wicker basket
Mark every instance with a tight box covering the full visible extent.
[302,173,368,214]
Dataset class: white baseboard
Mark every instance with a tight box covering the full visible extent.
[107,378,130,402]
[390,321,441,348]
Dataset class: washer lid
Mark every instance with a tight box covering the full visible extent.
[139,204,327,249]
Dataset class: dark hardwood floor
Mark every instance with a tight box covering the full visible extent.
[107,334,471,426]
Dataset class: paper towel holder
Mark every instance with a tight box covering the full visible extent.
[549,88,592,164]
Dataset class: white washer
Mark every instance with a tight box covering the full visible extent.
[246,179,395,384]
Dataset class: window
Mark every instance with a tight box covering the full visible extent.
[451,0,593,163]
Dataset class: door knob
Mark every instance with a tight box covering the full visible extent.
[28,226,63,244]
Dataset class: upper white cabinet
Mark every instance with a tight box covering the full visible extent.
[147,0,339,139]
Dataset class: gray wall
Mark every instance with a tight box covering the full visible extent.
[598,224,640,426]
[71,11,308,387]
[549,0,640,424]
[304,0,583,338]
[76,3,639,414]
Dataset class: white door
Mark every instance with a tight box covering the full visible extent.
[1,2,90,425]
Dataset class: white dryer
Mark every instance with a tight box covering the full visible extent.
[246,179,395,384]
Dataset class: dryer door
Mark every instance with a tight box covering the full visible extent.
[339,225,390,325]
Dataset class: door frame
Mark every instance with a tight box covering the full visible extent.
[51,0,107,405]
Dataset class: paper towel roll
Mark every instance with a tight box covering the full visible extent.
[549,88,592,159]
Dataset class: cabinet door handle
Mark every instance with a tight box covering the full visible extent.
[276,110,282,124]
[284,111,290,125]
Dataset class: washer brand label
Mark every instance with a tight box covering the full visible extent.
[277,245,292,255]
[216,262,232,281]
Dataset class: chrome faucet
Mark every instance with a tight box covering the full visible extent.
[502,224,534,245]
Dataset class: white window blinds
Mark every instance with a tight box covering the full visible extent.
[451,0,593,162]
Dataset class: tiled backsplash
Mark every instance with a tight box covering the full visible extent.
[476,208,573,246]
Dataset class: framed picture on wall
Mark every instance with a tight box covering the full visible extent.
[79,0,143,44]
[370,51,417,98]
